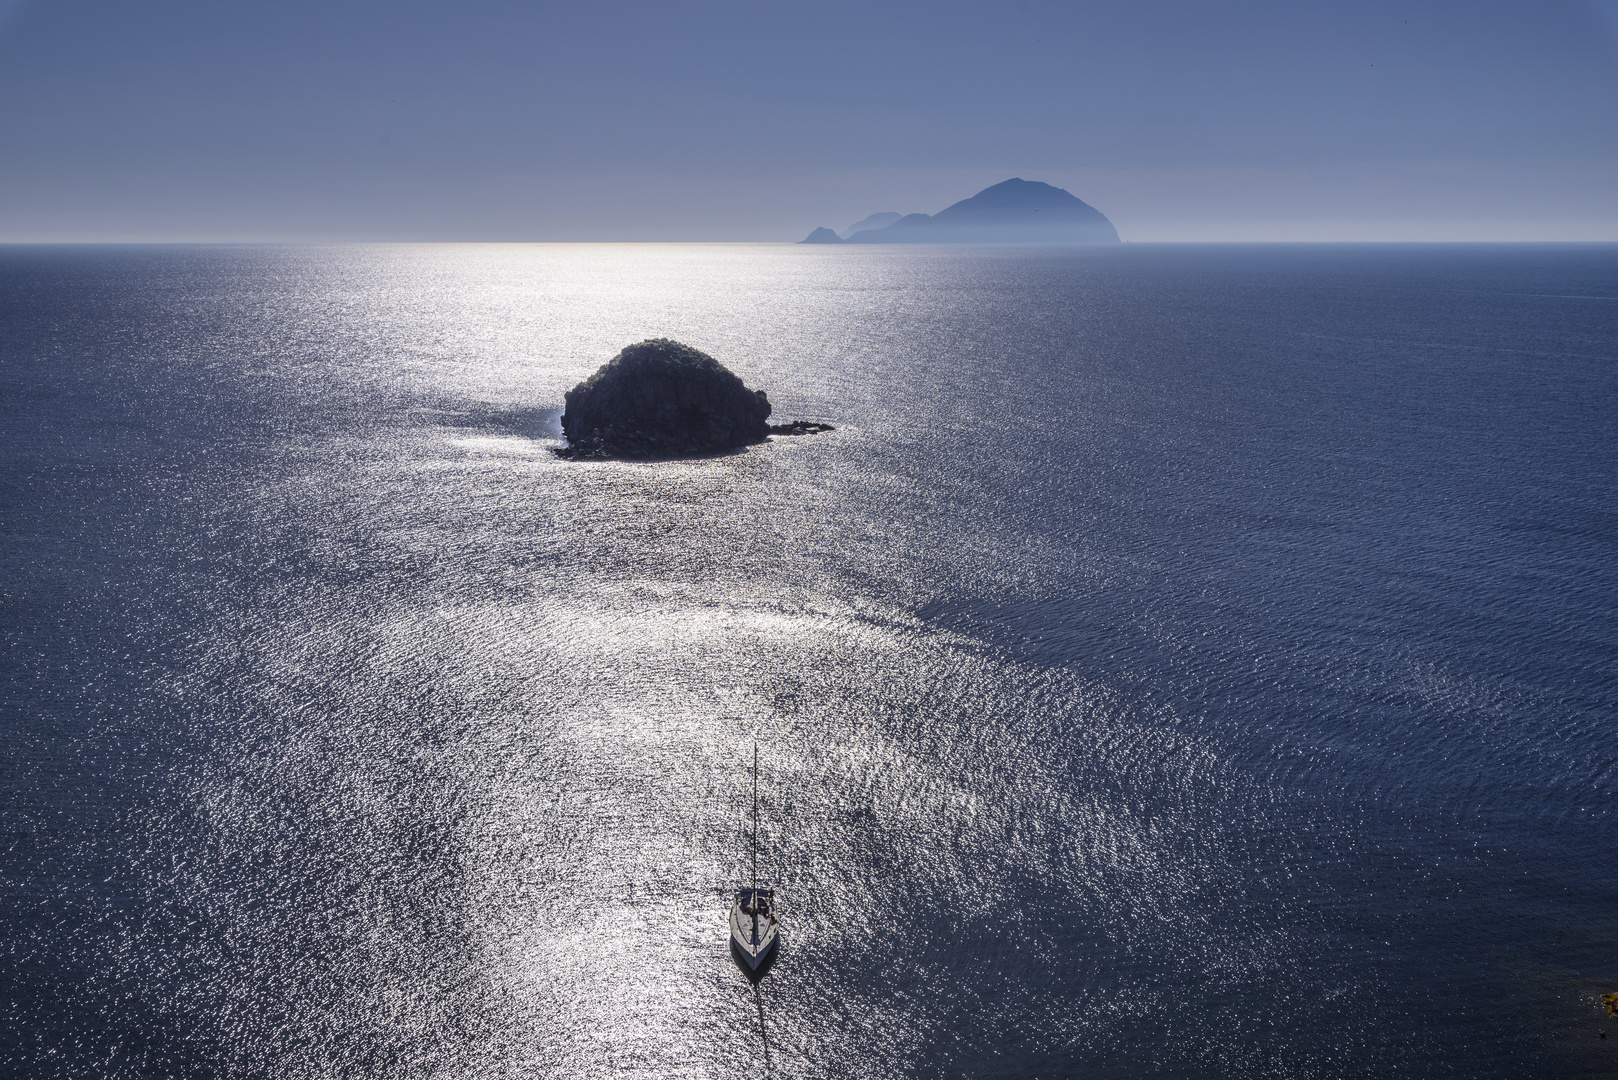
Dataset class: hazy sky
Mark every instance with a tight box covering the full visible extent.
[2,0,1615,241]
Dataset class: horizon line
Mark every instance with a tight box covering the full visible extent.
[5,238,1618,247]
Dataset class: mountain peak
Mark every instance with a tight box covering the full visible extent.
[840,212,903,239]
[798,227,844,245]
[840,179,1119,244]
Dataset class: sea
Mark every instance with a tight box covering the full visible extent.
[2,242,1616,1079]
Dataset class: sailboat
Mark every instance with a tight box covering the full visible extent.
[729,741,779,970]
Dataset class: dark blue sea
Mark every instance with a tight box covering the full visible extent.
[3,243,1616,1078]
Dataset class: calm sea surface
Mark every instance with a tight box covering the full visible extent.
[3,243,1616,1078]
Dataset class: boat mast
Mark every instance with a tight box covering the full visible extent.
[751,741,759,898]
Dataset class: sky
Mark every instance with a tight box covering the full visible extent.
[1,0,1616,242]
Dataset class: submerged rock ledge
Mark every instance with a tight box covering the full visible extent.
[553,339,832,460]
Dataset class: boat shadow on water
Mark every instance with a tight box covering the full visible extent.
[732,940,778,1077]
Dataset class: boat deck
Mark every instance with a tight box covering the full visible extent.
[729,888,778,965]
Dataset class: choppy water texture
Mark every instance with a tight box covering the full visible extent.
[3,243,1617,1078]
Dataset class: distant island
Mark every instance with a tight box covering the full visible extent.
[801,178,1119,244]
[839,212,903,239]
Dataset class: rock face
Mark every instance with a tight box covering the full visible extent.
[767,420,835,436]
[557,339,772,458]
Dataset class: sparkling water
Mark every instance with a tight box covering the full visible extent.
[3,242,1615,1077]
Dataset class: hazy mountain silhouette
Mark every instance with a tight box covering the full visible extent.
[839,212,903,239]
[801,179,1119,244]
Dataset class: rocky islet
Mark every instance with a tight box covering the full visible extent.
[554,338,832,459]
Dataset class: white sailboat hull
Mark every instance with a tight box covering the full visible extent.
[729,892,779,970]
